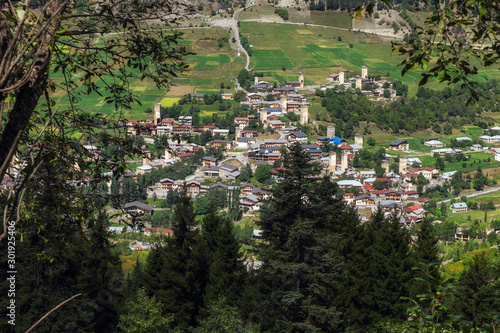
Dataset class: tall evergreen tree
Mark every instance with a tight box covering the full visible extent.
[144,193,209,330]
[411,217,442,299]
[201,209,246,309]
[450,252,499,328]
[339,208,416,331]
[252,143,352,332]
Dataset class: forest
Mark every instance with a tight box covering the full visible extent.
[1,144,499,332]
[317,81,500,139]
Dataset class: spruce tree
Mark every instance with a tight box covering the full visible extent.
[411,217,442,299]
[253,143,350,332]
[144,193,209,330]
[339,208,416,331]
[201,209,246,309]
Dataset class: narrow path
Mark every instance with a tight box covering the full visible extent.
[437,185,500,206]
[231,6,255,71]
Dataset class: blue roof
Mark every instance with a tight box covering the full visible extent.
[328,137,345,144]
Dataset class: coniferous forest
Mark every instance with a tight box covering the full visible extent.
[1,143,499,332]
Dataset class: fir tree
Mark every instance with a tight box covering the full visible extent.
[201,209,246,309]
[144,193,209,330]
[253,143,349,332]
[411,218,442,299]
[339,208,416,331]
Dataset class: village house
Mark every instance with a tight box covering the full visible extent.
[455,227,470,242]
[390,139,409,151]
[144,228,174,237]
[234,117,250,130]
[273,86,296,96]
[239,194,261,210]
[191,93,205,101]
[247,93,262,102]
[221,93,233,100]
[263,139,287,147]
[241,130,258,138]
[421,167,438,180]
[160,178,175,191]
[172,125,191,136]
[343,193,355,204]
[208,140,234,150]
[450,202,468,213]
[385,190,402,202]
[424,140,444,148]
[237,137,256,149]
[202,156,218,167]
[354,194,375,206]
[288,131,308,143]
[213,129,229,137]
[178,116,193,127]
[402,190,419,200]
[186,180,201,198]
[124,201,154,216]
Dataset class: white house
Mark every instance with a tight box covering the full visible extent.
[450,202,468,213]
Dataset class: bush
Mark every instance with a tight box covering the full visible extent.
[274,9,289,20]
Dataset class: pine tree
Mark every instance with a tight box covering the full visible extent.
[451,252,499,327]
[339,208,416,331]
[201,209,246,309]
[144,193,209,330]
[411,218,442,299]
[253,143,349,332]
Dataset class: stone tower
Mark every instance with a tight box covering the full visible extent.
[381,160,389,174]
[255,76,259,85]
[355,133,363,147]
[235,128,241,139]
[154,103,161,125]
[339,71,344,85]
[327,126,336,138]
[355,76,362,89]
[341,152,348,172]
[281,94,287,109]
[300,104,309,125]
[399,156,408,174]
[260,109,268,128]
[299,72,304,88]
[361,66,368,79]
[329,151,337,173]
[164,148,172,160]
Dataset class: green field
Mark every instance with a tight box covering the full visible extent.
[252,50,294,69]
[189,53,231,69]
[310,11,353,29]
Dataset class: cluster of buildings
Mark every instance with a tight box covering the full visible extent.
[328,66,395,97]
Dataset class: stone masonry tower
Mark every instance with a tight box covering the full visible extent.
[299,72,304,88]
[260,108,268,128]
[329,151,337,173]
[154,102,161,125]
[341,152,348,172]
[355,133,363,147]
[327,126,335,138]
[281,94,287,109]
[355,76,362,89]
[339,71,344,84]
[381,160,389,174]
[300,104,309,125]
[399,156,408,174]
[361,66,368,79]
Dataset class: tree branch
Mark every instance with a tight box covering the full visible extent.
[25,293,82,333]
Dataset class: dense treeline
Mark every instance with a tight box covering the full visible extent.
[308,0,433,12]
[320,81,500,139]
